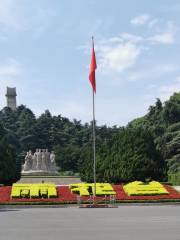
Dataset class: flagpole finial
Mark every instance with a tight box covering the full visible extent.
[92,36,94,47]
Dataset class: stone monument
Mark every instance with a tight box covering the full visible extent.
[22,149,59,175]
[6,87,17,110]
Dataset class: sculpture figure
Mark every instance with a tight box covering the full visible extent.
[22,148,58,174]
[45,149,51,170]
[23,151,33,171]
[36,149,42,170]
[31,149,38,170]
[50,151,56,171]
[50,151,55,163]
[41,149,47,171]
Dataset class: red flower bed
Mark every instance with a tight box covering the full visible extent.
[113,184,180,200]
[0,184,179,204]
[0,186,11,202]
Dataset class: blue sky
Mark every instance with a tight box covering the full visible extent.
[0,0,180,126]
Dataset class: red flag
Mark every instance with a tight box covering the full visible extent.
[89,38,97,93]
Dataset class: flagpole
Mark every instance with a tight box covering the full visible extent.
[92,89,96,202]
[89,36,97,203]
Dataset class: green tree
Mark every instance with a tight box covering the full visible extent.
[80,127,166,183]
[163,93,180,125]
[160,122,180,173]
[17,108,38,151]
[55,145,81,172]
[0,124,19,185]
[36,110,53,148]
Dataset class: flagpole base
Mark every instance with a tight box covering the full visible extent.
[78,204,118,208]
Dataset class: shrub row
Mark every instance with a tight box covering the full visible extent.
[168,173,180,186]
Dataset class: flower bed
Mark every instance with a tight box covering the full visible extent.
[11,183,57,199]
[114,184,180,201]
[123,181,168,196]
[0,184,179,204]
[69,183,116,196]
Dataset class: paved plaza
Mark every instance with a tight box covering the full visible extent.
[0,205,180,240]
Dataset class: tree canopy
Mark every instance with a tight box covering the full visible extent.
[0,124,19,185]
[0,91,179,184]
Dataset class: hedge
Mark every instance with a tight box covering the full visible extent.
[168,173,180,185]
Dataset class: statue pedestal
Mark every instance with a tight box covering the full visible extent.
[22,170,59,176]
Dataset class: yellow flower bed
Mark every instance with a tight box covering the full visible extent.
[11,183,57,199]
[123,181,168,196]
[69,183,116,196]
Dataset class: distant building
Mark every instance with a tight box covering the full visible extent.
[6,87,17,110]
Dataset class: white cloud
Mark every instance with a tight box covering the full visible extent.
[0,59,22,78]
[159,77,180,100]
[120,33,143,43]
[0,0,58,34]
[83,17,178,76]
[81,16,178,90]
[148,21,177,44]
[144,76,180,108]
[127,63,178,82]
[79,35,142,74]
[0,0,24,31]
[131,14,177,45]
[131,14,151,26]
[149,32,175,44]
[98,41,141,73]
[148,19,159,28]
[131,13,159,29]
[99,37,123,45]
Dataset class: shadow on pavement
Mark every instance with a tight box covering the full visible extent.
[0,208,20,212]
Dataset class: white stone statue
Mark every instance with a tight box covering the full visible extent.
[50,151,55,163]
[22,148,58,175]
[31,149,38,170]
[41,149,47,171]
[50,151,57,172]
[36,149,42,170]
[45,149,51,170]
[23,151,33,171]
